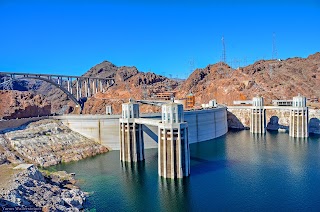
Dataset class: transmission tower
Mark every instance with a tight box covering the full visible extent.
[221,36,226,63]
[272,32,278,60]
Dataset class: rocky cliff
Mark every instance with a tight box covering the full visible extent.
[175,52,320,106]
[0,91,51,119]
[81,61,178,114]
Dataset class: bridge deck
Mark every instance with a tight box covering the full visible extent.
[0,71,114,80]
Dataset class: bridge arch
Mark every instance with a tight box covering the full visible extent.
[17,76,81,107]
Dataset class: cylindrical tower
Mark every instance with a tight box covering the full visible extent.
[250,96,266,133]
[119,102,144,162]
[158,103,190,179]
[289,94,309,137]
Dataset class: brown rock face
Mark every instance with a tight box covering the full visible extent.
[175,52,320,106]
[0,91,51,119]
[81,62,178,115]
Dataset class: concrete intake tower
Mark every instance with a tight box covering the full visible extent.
[119,102,144,162]
[250,96,266,134]
[158,103,190,178]
[289,94,309,138]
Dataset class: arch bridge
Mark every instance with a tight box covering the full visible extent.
[0,71,115,107]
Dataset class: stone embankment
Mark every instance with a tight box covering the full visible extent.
[1,119,108,167]
[0,164,85,211]
[0,119,109,210]
[227,108,320,134]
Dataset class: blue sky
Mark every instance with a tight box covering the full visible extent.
[0,0,319,79]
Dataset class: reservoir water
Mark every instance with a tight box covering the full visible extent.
[51,130,320,211]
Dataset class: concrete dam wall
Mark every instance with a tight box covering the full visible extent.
[54,107,228,150]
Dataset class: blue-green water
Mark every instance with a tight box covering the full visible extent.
[52,131,320,211]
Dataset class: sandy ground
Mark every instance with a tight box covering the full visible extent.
[0,164,21,191]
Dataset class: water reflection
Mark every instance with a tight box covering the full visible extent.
[158,178,190,212]
[121,161,146,182]
[120,161,149,210]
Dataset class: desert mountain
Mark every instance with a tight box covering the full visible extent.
[175,52,320,106]
[1,52,319,119]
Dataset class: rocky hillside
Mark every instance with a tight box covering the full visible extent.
[175,52,320,106]
[81,61,178,114]
[0,119,108,167]
[0,91,51,119]
[1,52,319,118]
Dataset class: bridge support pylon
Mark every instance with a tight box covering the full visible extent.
[119,102,144,162]
[250,96,266,134]
[158,103,190,179]
[289,94,309,138]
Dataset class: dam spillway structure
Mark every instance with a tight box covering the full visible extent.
[119,102,144,162]
[250,96,266,134]
[158,103,190,179]
[289,94,309,138]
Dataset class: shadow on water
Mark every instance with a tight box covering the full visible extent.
[190,157,236,176]
[189,134,237,175]
[158,177,190,212]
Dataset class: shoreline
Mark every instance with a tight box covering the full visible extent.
[0,163,87,211]
[0,119,109,210]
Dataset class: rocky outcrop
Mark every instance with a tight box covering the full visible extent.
[0,164,86,211]
[0,91,51,119]
[309,109,320,134]
[227,109,250,129]
[1,119,108,167]
[81,62,178,115]
[176,52,320,106]
[0,134,25,165]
